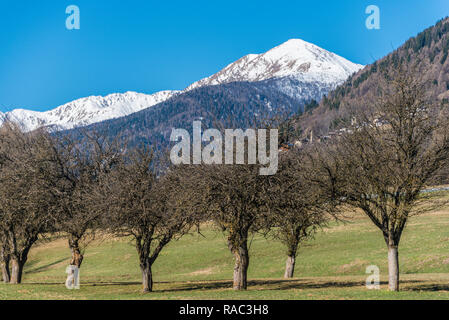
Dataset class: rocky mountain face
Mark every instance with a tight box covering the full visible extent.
[2,39,362,132]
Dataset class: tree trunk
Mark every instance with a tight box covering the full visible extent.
[10,257,24,284]
[284,255,296,279]
[140,260,153,293]
[387,245,399,291]
[231,241,249,290]
[284,242,298,279]
[0,251,10,283]
[69,237,84,268]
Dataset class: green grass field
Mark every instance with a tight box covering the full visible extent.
[2,199,449,300]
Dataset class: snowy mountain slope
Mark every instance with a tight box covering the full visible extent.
[2,38,363,132]
[186,39,363,91]
[1,90,179,131]
[249,76,343,106]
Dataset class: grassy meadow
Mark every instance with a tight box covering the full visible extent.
[2,193,449,300]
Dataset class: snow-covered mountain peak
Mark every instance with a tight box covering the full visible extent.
[187,38,363,90]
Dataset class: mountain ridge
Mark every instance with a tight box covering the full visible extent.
[2,38,363,132]
[1,90,180,132]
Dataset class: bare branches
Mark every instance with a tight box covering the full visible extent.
[0,122,59,283]
[51,132,125,268]
[99,148,199,292]
[314,65,449,291]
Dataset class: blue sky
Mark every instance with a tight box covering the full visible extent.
[0,0,448,112]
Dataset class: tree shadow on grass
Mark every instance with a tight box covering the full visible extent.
[403,283,449,292]
[261,279,367,290]
[154,278,436,293]
[22,281,142,286]
[25,278,442,294]
[25,257,69,274]
[154,279,374,293]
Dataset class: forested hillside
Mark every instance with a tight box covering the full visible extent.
[65,80,307,148]
[297,17,449,136]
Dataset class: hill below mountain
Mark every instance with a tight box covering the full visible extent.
[297,17,449,137]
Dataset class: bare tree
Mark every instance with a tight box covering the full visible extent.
[185,161,272,290]
[54,133,122,268]
[101,147,198,292]
[315,68,449,291]
[0,123,59,283]
[266,150,332,278]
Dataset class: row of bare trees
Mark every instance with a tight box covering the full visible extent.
[0,123,330,292]
[1,68,448,293]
